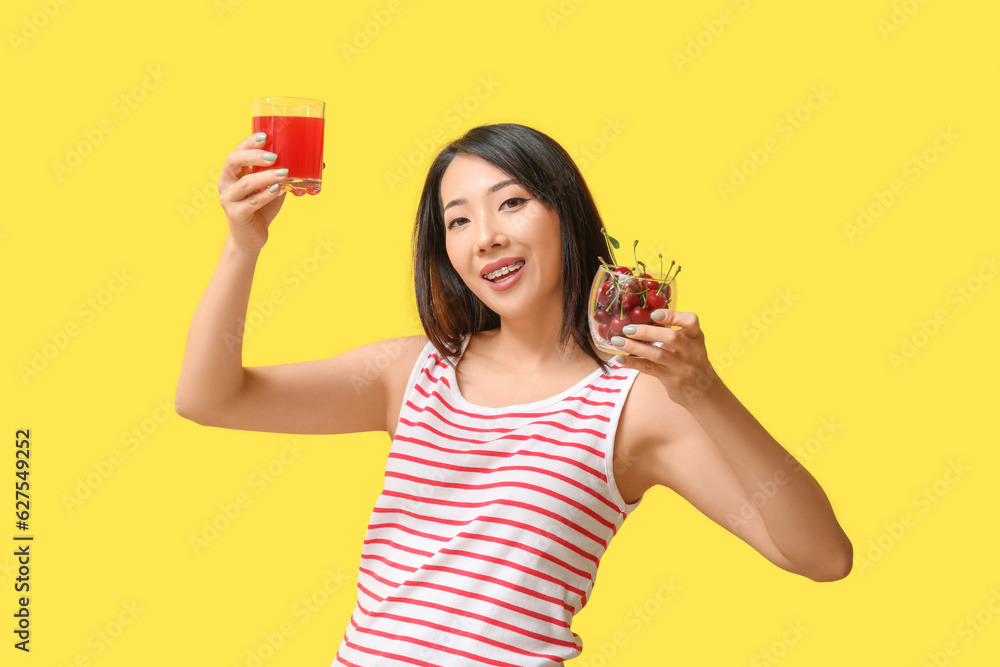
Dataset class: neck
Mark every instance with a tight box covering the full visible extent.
[480,302,591,374]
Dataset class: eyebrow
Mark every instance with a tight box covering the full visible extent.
[443,179,520,212]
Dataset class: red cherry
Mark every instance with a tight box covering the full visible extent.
[598,323,610,340]
[646,291,667,310]
[642,279,659,293]
[594,308,612,324]
[610,315,631,337]
[597,280,616,306]
[614,266,633,275]
[630,307,652,324]
[622,293,640,310]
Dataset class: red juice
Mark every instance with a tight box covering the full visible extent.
[252,115,324,194]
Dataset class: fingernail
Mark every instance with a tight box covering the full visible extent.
[267,183,280,193]
[263,151,277,161]
[254,132,267,142]
[622,324,637,335]
[611,355,626,365]
[651,310,666,321]
[611,336,627,347]
[274,168,289,177]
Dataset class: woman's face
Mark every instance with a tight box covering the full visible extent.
[440,153,563,320]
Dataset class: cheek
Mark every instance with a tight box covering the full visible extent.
[443,238,458,267]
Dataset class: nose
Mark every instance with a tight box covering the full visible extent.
[474,212,507,254]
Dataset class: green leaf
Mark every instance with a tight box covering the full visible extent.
[608,235,619,249]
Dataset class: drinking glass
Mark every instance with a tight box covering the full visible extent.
[251,97,325,196]
[588,265,677,357]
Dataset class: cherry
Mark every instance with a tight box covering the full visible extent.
[597,280,616,306]
[610,315,631,338]
[594,308,612,324]
[598,323,610,340]
[630,307,652,325]
[622,292,640,310]
[646,291,667,310]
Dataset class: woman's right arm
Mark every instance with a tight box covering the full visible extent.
[174,133,425,435]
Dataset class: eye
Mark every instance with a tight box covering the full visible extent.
[445,198,530,230]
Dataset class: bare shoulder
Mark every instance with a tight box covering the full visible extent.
[384,334,431,438]
[380,334,430,394]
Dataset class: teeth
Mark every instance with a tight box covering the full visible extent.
[484,260,525,281]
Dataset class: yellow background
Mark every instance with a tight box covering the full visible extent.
[3,0,998,665]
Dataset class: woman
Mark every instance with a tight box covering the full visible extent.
[175,123,852,666]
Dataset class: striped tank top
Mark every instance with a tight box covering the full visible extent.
[332,335,643,666]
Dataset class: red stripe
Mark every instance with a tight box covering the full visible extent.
[363,537,434,558]
[414,382,613,423]
[371,505,469,526]
[356,582,574,648]
[454,530,592,580]
[350,601,566,664]
[367,519,593,580]
[380,490,608,548]
[406,396,609,438]
[370,507,601,567]
[367,521,449,542]
[406,579,570,626]
[342,635,469,667]
[361,521,575,612]
[359,565,400,589]
[586,383,624,394]
[358,566,570,627]
[422,564,573,612]
[419,365,451,390]
[360,529,588,598]
[398,412,605,459]
[393,430,607,483]
[384,472,616,531]
[360,552,416,574]
[389,451,620,513]
[437,547,586,598]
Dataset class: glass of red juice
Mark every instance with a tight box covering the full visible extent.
[251,97,325,196]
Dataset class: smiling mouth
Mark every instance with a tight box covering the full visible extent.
[483,260,525,282]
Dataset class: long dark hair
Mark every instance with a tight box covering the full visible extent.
[412,123,613,374]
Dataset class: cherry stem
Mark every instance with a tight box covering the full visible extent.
[599,228,618,266]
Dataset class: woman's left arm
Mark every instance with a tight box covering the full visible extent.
[612,309,853,582]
